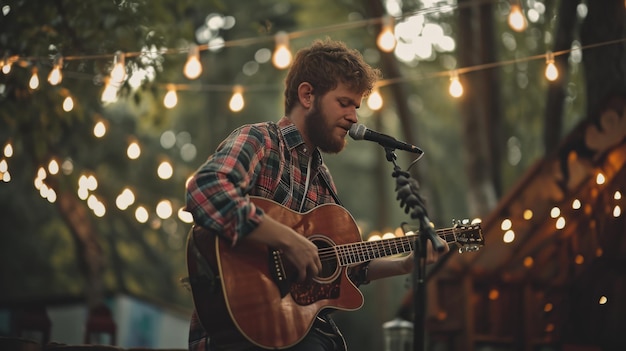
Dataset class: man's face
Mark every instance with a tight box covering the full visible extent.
[305,83,362,154]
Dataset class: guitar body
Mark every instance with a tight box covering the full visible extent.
[187,197,365,349]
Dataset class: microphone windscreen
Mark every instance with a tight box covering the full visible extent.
[348,123,367,140]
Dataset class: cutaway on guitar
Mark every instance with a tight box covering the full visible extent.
[187,196,484,349]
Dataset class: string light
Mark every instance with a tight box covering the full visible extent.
[110,51,126,84]
[28,67,40,90]
[599,296,608,305]
[178,208,194,223]
[500,218,512,231]
[163,85,178,109]
[523,209,533,220]
[1,54,17,74]
[48,55,63,85]
[503,230,515,243]
[100,77,118,103]
[135,206,149,223]
[377,15,396,53]
[3,142,13,158]
[127,140,141,159]
[544,51,558,81]
[272,31,292,69]
[555,217,566,229]
[62,95,74,112]
[229,85,244,112]
[448,70,463,98]
[550,206,560,218]
[367,87,383,110]
[93,120,107,138]
[116,187,136,210]
[1,6,625,131]
[157,160,174,179]
[48,159,59,175]
[183,44,202,80]
[156,199,173,219]
[508,2,527,32]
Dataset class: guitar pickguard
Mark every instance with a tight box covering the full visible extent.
[291,275,342,305]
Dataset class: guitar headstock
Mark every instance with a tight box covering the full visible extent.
[451,219,484,253]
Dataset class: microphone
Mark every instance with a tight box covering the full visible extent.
[348,123,424,155]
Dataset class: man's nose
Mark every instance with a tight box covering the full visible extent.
[347,109,358,123]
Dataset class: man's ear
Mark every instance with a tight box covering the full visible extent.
[297,82,314,108]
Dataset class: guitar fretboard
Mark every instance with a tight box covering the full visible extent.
[320,227,462,266]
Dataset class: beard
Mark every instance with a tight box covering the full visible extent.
[304,99,346,154]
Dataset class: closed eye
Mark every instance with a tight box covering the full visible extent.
[338,98,359,109]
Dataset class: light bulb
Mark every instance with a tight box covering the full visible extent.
[110,51,126,84]
[48,55,63,85]
[449,72,463,98]
[229,85,245,112]
[29,67,40,90]
[1,60,10,74]
[101,78,118,103]
[545,51,558,81]
[377,15,396,53]
[508,4,527,32]
[1,55,16,74]
[184,45,202,79]
[163,86,178,109]
[272,32,292,69]
[367,88,383,110]
[93,120,107,138]
[62,96,74,112]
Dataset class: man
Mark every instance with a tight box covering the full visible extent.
[185,38,449,351]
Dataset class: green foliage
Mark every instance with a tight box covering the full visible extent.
[0,0,226,307]
[0,2,587,349]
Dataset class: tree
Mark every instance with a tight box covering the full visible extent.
[0,0,227,309]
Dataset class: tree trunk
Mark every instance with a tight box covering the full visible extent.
[543,0,582,154]
[457,0,501,217]
[56,188,105,309]
[580,0,626,116]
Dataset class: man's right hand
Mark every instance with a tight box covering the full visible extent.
[247,215,322,282]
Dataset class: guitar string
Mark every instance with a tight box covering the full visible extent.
[313,227,475,264]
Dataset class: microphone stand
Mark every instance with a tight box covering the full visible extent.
[383,147,444,351]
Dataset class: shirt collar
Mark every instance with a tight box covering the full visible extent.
[277,116,305,151]
[277,116,323,166]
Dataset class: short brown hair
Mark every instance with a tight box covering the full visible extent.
[284,38,381,114]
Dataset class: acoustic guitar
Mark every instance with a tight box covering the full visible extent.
[186,196,483,349]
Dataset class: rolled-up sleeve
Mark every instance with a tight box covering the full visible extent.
[185,125,270,246]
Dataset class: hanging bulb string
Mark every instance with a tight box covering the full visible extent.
[5,0,502,68]
[3,0,623,98]
[376,36,626,89]
[22,36,625,96]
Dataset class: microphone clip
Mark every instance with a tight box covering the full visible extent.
[391,166,446,253]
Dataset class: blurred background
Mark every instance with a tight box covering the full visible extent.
[1,0,624,350]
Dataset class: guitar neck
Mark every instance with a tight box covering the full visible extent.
[335,227,458,266]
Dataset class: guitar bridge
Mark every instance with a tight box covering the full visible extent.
[269,248,290,297]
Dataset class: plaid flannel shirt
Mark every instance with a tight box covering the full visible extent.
[185,116,365,350]
[186,116,338,246]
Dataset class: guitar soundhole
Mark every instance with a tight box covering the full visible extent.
[289,235,342,306]
[310,235,339,282]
